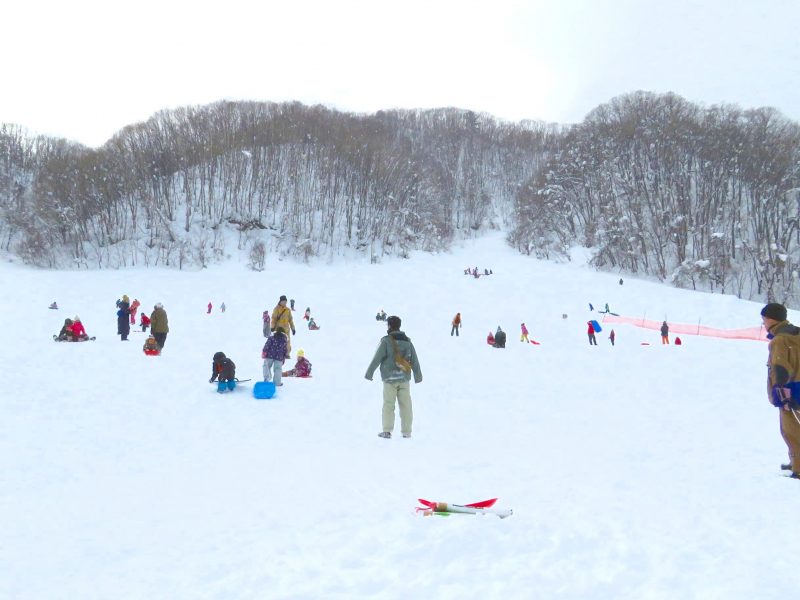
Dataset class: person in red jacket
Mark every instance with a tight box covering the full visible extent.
[487,331,495,346]
[587,321,597,345]
[140,313,151,332]
[70,316,92,341]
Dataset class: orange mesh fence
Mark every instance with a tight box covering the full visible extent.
[600,314,767,341]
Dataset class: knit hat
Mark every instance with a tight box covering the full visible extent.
[280,295,287,302]
[122,295,129,302]
[74,315,80,322]
[761,303,787,322]
[297,349,305,357]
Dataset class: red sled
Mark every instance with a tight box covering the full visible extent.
[143,349,160,356]
[530,340,540,345]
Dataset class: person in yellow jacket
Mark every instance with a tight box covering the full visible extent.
[271,295,296,355]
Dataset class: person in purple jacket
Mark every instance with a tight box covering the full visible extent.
[262,327,289,386]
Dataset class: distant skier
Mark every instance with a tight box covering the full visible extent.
[304,307,311,321]
[209,351,236,393]
[661,321,670,344]
[520,323,529,343]
[49,301,58,310]
[207,302,213,314]
[376,309,387,321]
[493,326,506,348]
[619,278,623,285]
[451,312,462,337]
[221,302,226,313]
[290,299,296,311]
[487,331,495,346]
[589,303,594,311]
[609,329,616,346]
[587,321,597,345]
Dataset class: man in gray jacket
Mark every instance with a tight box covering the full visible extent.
[365,315,423,439]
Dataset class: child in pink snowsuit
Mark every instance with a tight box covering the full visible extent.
[520,323,529,343]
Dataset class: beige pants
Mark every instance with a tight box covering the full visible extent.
[382,381,412,435]
[780,408,800,475]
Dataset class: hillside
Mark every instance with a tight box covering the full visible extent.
[1,234,797,599]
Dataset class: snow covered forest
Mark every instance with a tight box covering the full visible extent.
[1,91,799,303]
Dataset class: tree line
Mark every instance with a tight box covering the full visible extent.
[1,93,798,303]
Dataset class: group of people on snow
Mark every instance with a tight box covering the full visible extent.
[53,316,93,342]
[463,266,493,278]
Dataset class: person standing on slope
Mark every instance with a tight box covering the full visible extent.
[117,295,131,341]
[761,303,800,479]
[520,323,529,343]
[587,321,597,346]
[150,302,169,351]
[661,321,670,344]
[271,295,296,356]
[451,312,462,337]
[365,315,422,439]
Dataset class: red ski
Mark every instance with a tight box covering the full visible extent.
[416,498,512,518]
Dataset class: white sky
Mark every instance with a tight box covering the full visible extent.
[2,0,798,147]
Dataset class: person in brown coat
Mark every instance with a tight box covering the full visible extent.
[762,303,800,478]
[150,303,169,351]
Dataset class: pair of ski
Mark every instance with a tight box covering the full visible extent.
[416,498,513,519]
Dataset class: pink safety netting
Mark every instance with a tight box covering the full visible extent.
[600,314,768,341]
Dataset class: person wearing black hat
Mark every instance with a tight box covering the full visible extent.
[270,295,296,356]
[365,315,423,439]
[761,302,800,478]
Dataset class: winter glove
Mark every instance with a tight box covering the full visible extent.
[365,375,372,381]
[209,377,215,383]
[261,352,266,359]
[291,328,296,336]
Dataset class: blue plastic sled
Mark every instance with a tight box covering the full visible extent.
[253,381,276,399]
[590,319,602,333]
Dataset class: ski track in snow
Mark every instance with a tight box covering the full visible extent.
[1,233,798,599]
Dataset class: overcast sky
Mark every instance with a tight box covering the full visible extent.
[3,0,798,147]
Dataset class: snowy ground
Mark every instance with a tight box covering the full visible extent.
[2,234,798,599]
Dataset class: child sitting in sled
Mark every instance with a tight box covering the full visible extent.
[282,349,312,378]
[143,335,160,356]
[70,316,92,341]
[308,317,320,330]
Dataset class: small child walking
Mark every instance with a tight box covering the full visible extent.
[262,327,289,386]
